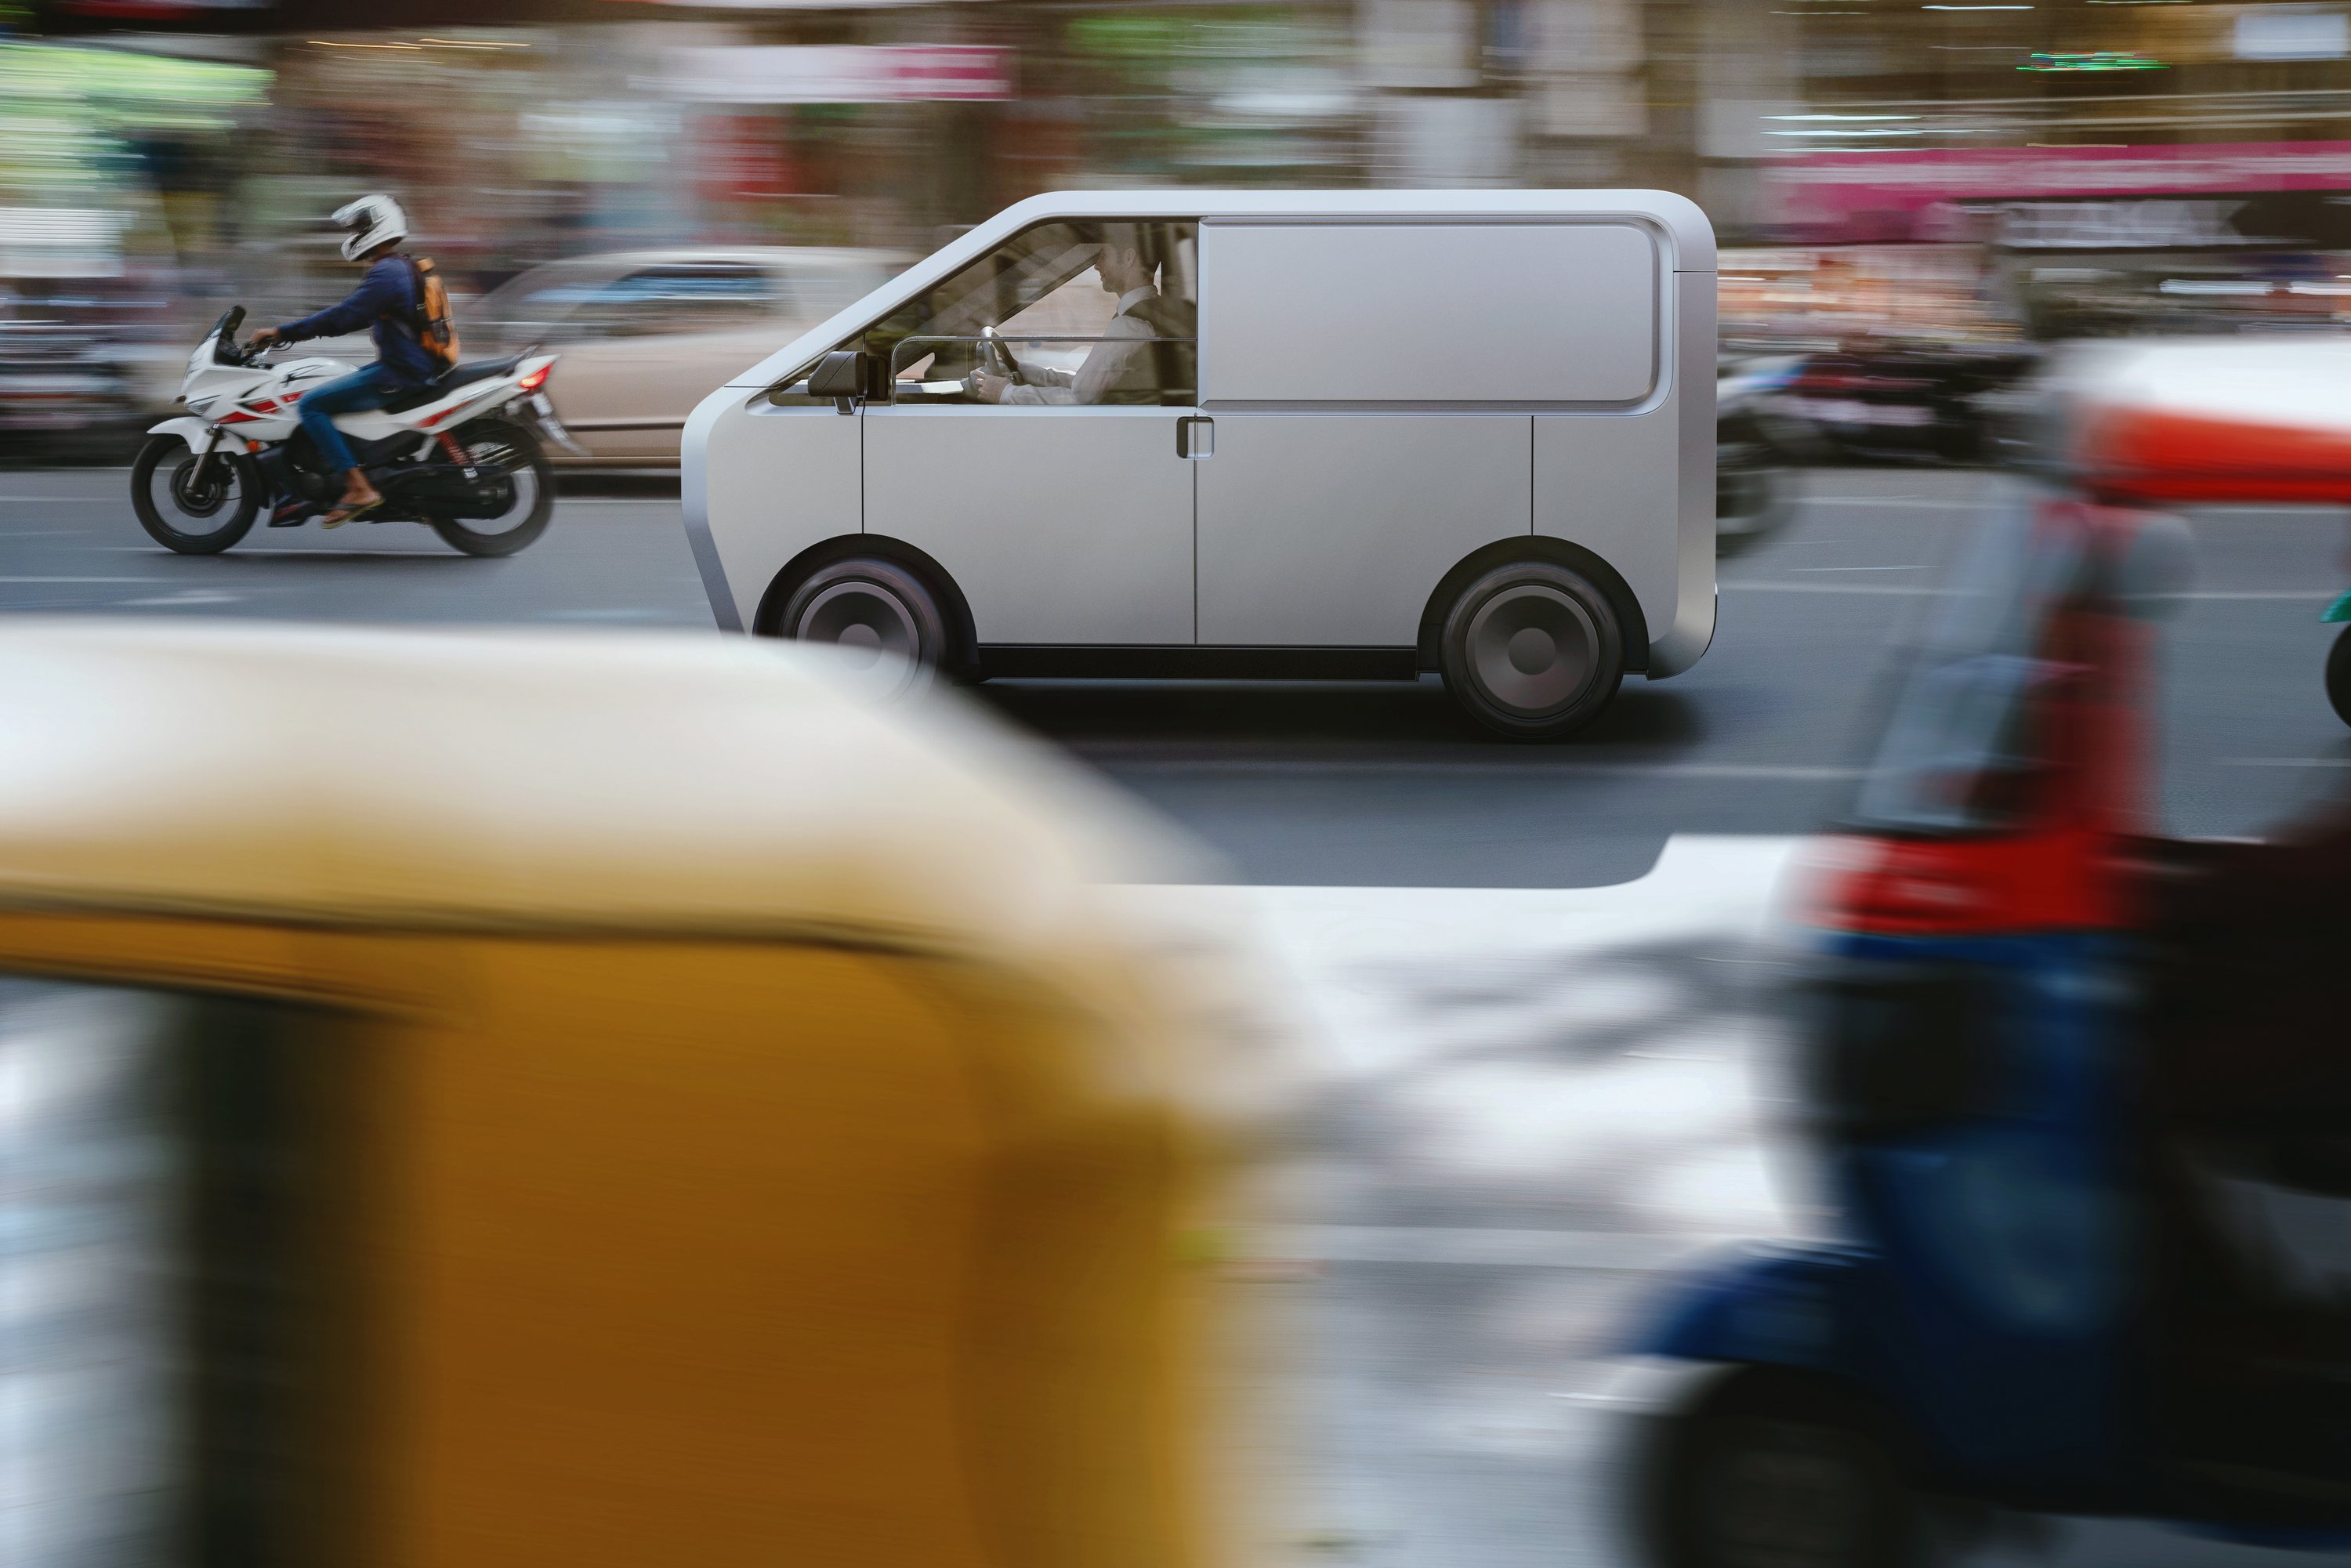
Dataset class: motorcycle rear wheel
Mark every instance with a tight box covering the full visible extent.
[427,420,553,558]
[131,435,260,555]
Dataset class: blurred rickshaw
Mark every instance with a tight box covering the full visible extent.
[1614,480,2351,1566]
[0,620,1267,1568]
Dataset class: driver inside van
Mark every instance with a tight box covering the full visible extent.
[968,224,1187,405]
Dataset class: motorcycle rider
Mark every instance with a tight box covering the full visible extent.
[248,195,434,525]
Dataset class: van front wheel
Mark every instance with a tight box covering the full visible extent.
[1437,561,1624,741]
[777,558,948,698]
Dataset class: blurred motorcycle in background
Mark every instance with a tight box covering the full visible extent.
[1776,339,2042,469]
[1716,354,1811,558]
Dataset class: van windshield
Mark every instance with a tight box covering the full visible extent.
[1851,498,2091,834]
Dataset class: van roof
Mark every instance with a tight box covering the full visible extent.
[0,621,1184,954]
[715,187,1715,393]
[991,187,1714,270]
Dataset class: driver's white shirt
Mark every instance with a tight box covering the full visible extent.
[998,285,1161,406]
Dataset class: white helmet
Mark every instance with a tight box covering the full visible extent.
[331,193,408,263]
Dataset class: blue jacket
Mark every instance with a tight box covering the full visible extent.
[277,256,436,385]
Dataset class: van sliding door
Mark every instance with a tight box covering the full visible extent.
[1194,220,1659,648]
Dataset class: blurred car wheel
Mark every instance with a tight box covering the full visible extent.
[777,558,949,698]
[1437,560,1623,741]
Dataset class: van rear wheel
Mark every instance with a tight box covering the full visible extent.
[1437,561,1623,741]
[777,558,948,699]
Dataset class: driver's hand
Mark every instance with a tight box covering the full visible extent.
[969,368,1008,403]
[248,328,281,349]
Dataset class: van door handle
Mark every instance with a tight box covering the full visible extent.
[1177,415,1214,460]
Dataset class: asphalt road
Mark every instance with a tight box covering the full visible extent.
[8,464,2344,884]
[8,463,2348,1567]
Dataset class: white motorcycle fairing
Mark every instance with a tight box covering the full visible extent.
[145,415,219,455]
[170,322,557,454]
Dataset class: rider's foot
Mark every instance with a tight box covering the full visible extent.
[322,480,383,528]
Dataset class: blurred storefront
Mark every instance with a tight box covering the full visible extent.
[16,0,2351,354]
[2,1,1714,302]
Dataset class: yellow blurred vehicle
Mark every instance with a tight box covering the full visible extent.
[0,620,1257,1568]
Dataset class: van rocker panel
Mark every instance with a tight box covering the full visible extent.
[979,646,1418,682]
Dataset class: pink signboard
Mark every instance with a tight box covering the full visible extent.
[1765,141,2351,244]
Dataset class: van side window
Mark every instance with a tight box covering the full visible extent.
[867,220,1198,407]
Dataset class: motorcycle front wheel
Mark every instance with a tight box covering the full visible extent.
[131,435,261,555]
[428,419,553,558]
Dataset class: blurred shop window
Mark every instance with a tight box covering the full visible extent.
[856,220,1198,406]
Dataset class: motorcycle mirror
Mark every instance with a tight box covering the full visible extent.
[2109,512,2197,620]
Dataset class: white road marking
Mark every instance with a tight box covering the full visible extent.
[2222,757,2351,767]
[1094,758,1864,779]
[117,588,243,606]
[1788,563,1926,572]
[1805,495,1992,509]
[2172,590,2334,600]
[1726,581,1946,595]
[0,575,165,584]
[1728,582,2331,600]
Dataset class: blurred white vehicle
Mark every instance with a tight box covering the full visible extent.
[478,248,898,467]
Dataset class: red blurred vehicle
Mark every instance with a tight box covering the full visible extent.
[2040,335,2351,723]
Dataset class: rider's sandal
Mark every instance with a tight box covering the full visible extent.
[321,496,382,529]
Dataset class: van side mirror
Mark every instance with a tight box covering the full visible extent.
[807,350,868,414]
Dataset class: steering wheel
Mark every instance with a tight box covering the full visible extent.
[980,326,1023,382]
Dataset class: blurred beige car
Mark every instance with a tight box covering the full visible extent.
[479,248,899,466]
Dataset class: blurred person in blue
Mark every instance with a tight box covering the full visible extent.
[248,195,430,524]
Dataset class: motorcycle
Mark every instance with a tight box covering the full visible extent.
[134,306,583,557]
[1777,339,2041,469]
[1716,355,1809,558]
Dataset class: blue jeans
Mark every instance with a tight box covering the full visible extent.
[298,362,405,477]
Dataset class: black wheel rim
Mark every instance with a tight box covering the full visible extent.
[146,454,245,538]
[1465,583,1598,718]
[449,437,538,537]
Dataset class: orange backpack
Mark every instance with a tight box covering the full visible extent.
[400,255,462,370]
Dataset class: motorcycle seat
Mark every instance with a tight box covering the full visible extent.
[378,353,528,415]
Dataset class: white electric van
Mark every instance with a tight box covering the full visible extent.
[682,190,1715,739]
